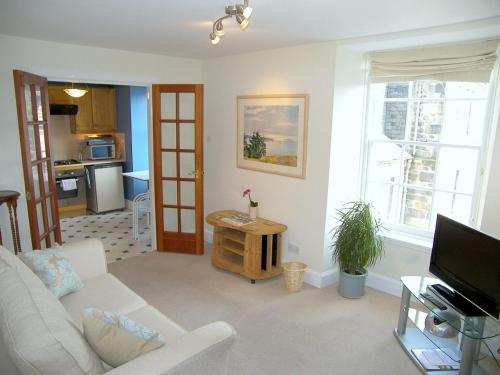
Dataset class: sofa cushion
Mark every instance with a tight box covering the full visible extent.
[126,305,187,342]
[83,308,166,368]
[0,264,104,375]
[61,273,147,329]
[19,247,84,298]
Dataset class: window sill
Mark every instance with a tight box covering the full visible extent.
[381,230,432,254]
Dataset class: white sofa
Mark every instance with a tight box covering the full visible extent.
[0,239,236,375]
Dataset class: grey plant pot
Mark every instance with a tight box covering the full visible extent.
[338,269,367,299]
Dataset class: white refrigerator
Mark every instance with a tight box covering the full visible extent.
[86,163,125,213]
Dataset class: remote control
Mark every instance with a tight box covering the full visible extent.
[420,292,448,310]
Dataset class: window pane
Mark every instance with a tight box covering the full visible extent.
[409,101,444,143]
[445,82,489,99]
[440,100,487,146]
[412,81,445,99]
[365,182,401,224]
[385,82,409,98]
[435,148,478,194]
[402,145,436,188]
[402,187,432,229]
[367,142,402,184]
[431,192,472,229]
[382,102,407,140]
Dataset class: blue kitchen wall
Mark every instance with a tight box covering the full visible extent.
[115,86,133,200]
[115,86,148,201]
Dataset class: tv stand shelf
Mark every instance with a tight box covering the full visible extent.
[395,276,500,375]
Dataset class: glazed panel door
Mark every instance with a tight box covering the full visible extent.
[152,84,204,254]
[13,70,61,250]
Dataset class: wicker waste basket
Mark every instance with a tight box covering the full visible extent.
[283,262,308,292]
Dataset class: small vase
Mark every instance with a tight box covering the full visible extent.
[249,206,258,219]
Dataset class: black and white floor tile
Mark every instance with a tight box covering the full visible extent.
[60,210,152,263]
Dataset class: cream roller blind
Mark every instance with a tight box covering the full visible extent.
[369,39,499,83]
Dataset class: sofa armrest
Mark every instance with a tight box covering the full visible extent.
[105,321,236,375]
[61,239,108,281]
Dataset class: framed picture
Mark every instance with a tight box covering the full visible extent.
[237,94,308,178]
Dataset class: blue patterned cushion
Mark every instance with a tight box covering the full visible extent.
[82,308,165,367]
[19,247,84,298]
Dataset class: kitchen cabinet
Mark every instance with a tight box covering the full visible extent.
[49,86,116,134]
[91,88,116,132]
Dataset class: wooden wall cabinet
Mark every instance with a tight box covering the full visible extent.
[49,86,116,134]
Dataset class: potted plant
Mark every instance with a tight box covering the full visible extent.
[330,201,384,298]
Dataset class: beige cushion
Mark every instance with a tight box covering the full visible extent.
[0,262,104,375]
[83,308,165,368]
[61,273,147,329]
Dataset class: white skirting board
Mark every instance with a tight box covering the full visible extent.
[204,228,402,296]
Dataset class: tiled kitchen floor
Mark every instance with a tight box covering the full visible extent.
[60,210,153,263]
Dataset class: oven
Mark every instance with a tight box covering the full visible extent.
[55,164,88,208]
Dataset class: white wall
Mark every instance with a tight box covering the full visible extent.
[203,42,337,273]
[0,34,202,251]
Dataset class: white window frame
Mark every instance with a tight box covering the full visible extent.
[360,74,500,241]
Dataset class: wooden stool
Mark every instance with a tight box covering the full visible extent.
[0,191,21,254]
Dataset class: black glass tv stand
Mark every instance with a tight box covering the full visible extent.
[428,284,487,318]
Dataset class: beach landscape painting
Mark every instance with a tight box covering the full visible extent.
[237,94,308,178]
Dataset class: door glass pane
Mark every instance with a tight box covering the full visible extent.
[179,93,195,120]
[179,153,194,178]
[163,208,178,231]
[161,152,177,178]
[180,181,195,206]
[179,123,195,149]
[41,161,49,195]
[36,202,45,237]
[35,86,44,121]
[161,93,176,120]
[33,165,41,199]
[180,209,196,233]
[38,125,47,158]
[162,180,177,205]
[24,85,33,122]
[435,148,478,194]
[28,124,37,160]
[46,197,53,229]
[161,123,176,149]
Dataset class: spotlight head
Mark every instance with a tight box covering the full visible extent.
[209,32,220,45]
[235,14,249,30]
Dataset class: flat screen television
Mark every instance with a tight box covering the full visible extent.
[429,214,500,319]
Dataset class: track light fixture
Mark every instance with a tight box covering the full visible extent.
[209,0,252,45]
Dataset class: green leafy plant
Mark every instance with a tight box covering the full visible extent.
[331,201,384,275]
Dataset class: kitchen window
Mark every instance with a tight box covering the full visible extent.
[362,80,493,238]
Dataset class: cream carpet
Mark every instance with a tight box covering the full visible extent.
[108,246,427,375]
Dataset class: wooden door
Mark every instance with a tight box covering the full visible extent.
[13,70,61,249]
[92,88,116,132]
[152,84,204,254]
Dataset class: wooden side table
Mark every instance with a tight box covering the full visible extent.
[206,210,287,283]
[0,191,22,254]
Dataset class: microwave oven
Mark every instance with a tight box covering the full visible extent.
[83,137,116,160]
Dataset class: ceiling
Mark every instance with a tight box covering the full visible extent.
[1,0,500,59]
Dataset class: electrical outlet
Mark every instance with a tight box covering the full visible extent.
[288,243,299,255]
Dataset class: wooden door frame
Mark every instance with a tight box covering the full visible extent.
[152,84,204,254]
[13,70,61,249]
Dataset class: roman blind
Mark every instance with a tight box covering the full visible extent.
[369,39,500,83]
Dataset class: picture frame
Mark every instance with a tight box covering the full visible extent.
[237,94,308,179]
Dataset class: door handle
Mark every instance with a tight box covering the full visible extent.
[188,170,203,179]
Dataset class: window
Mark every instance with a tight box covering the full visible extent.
[363,80,491,238]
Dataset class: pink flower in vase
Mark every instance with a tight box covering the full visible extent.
[242,188,258,207]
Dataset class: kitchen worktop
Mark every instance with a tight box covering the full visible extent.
[54,159,125,171]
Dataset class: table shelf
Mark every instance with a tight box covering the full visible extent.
[207,210,287,283]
